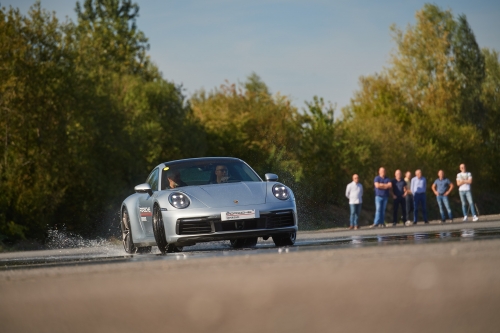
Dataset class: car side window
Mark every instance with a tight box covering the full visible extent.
[146,168,159,192]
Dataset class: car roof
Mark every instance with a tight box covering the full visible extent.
[156,157,245,169]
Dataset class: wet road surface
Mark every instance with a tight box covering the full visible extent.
[2,218,500,270]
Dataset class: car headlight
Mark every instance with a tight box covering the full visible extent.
[272,184,289,200]
[169,192,190,209]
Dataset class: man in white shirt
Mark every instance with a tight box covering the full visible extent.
[411,169,428,224]
[456,163,478,221]
[345,174,363,230]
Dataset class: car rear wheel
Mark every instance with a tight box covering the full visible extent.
[121,208,137,254]
[153,204,169,254]
[230,237,258,248]
[272,232,296,247]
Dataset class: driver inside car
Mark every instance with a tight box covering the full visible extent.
[213,164,229,184]
[167,169,187,189]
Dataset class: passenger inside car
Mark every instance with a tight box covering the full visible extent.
[165,169,187,189]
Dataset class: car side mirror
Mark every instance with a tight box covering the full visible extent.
[265,173,278,182]
[134,183,153,196]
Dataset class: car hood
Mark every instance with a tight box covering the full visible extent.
[182,182,267,208]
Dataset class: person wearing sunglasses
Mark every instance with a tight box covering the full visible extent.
[214,165,230,184]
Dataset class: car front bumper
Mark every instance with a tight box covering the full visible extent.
[162,201,297,246]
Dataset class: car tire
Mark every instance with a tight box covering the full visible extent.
[152,204,169,254]
[229,237,258,248]
[272,232,296,247]
[121,207,137,254]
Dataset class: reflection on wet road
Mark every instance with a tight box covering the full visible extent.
[2,226,500,270]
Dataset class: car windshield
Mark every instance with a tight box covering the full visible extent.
[160,158,262,190]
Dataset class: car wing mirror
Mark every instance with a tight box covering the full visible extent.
[265,173,278,182]
[134,183,153,196]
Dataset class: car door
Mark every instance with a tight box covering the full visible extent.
[138,167,159,236]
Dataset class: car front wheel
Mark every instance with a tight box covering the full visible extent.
[152,204,169,254]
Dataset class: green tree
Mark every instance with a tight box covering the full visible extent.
[190,74,300,178]
[480,49,500,193]
[0,1,206,245]
[74,0,152,78]
[453,15,486,128]
[0,3,78,240]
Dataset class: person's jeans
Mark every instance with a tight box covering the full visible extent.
[436,195,453,221]
[405,194,414,221]
[349,204,361,227]
[413,192,428,223]
[374,196,388,225]
[393,197,406,223]
[459,190,477,216]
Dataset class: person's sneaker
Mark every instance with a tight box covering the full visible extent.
[473,215,479,222]
[369,224,377,228]
[463,216,468,222]
[354,226,358,230]
[405,220,412,227]
[382,223,387,228]
[449,219,453,223]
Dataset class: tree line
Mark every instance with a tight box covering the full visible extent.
[1,1,499,246]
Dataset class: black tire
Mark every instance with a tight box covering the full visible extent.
[153,204,169,254]
[121,208,137,254]
[229,237,258,248]
[272,232,296,247]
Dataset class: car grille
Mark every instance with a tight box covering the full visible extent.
[176,210,295,235]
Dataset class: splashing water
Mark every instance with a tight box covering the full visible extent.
[46,225,112,250]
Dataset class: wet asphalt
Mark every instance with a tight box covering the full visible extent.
[2,216,500,270]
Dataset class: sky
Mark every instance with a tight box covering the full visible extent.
[3,0,500,111]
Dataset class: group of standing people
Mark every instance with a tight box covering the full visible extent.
[345,164,478,229]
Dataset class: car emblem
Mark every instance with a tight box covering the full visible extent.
[234,200,239,204]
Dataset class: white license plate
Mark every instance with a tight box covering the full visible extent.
[221,210,259,221]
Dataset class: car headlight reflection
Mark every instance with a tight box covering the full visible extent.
[272,184,289,200]
[169,192,190,209]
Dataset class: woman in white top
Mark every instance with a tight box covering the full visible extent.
[345,174,363,230]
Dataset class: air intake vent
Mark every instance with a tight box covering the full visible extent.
[263,211,295,229]
[177,218,213,235]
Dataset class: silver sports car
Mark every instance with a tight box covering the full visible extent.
[120,157,298,254]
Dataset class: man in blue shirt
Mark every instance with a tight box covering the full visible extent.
[391,169,407,226]
[432,170,454,223]
[370,167,392,228]
[410,169,428,224]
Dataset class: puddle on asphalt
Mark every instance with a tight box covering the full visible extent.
[294,227,500,249]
